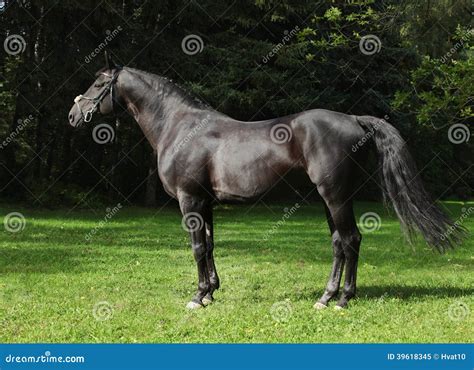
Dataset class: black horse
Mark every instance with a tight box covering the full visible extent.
[68,55,463,310]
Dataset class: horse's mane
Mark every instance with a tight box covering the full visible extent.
[125,67,211,110]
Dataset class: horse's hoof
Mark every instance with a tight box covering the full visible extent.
[186,301,203,310]
[313,302,327,310]
[334,305,344,310]
[202,294,213,306]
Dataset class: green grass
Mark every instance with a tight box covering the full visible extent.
[0,201,472,343]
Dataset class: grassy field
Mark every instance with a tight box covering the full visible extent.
[0,201,472,343]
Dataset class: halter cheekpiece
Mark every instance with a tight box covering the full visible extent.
[74,67,122,123]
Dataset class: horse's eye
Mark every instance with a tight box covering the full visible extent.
[94,82,104,88]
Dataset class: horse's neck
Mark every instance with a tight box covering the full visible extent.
[119,70,175,149]
[119,69,212,151]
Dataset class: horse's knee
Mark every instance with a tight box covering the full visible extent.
[331,231,345,257]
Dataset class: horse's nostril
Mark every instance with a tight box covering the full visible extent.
[69,113,73,121]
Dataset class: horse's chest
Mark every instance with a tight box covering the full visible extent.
[157,153,179,198]
[157,149,210,198]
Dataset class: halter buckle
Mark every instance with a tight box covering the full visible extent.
[84,110,94,122]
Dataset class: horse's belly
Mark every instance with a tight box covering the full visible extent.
[211,149,293,201]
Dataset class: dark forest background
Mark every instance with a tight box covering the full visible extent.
[0,0,472,209]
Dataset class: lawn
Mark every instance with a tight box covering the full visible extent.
[0,201,472,343]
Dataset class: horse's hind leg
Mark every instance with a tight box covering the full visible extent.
[314,204,345,309]
[202,206,220,305]
[321,200,362,309]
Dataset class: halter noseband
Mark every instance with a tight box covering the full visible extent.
[74,67,122,123]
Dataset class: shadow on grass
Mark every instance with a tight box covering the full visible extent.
[358,285,474,299]
[297,285,474,301]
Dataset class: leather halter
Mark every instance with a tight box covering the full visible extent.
[73,67,122,124]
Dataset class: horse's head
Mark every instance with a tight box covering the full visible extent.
[68,52,122,127]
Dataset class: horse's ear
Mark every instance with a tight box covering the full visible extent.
[104,51,114,70]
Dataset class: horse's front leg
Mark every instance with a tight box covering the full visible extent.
[179,193,211,309]
[202,206,219,305]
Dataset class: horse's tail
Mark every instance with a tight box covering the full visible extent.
[356,115,466,252]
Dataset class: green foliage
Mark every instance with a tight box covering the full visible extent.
[0,0,472,205]
[391,26,473,198]
[393,51,474,129]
